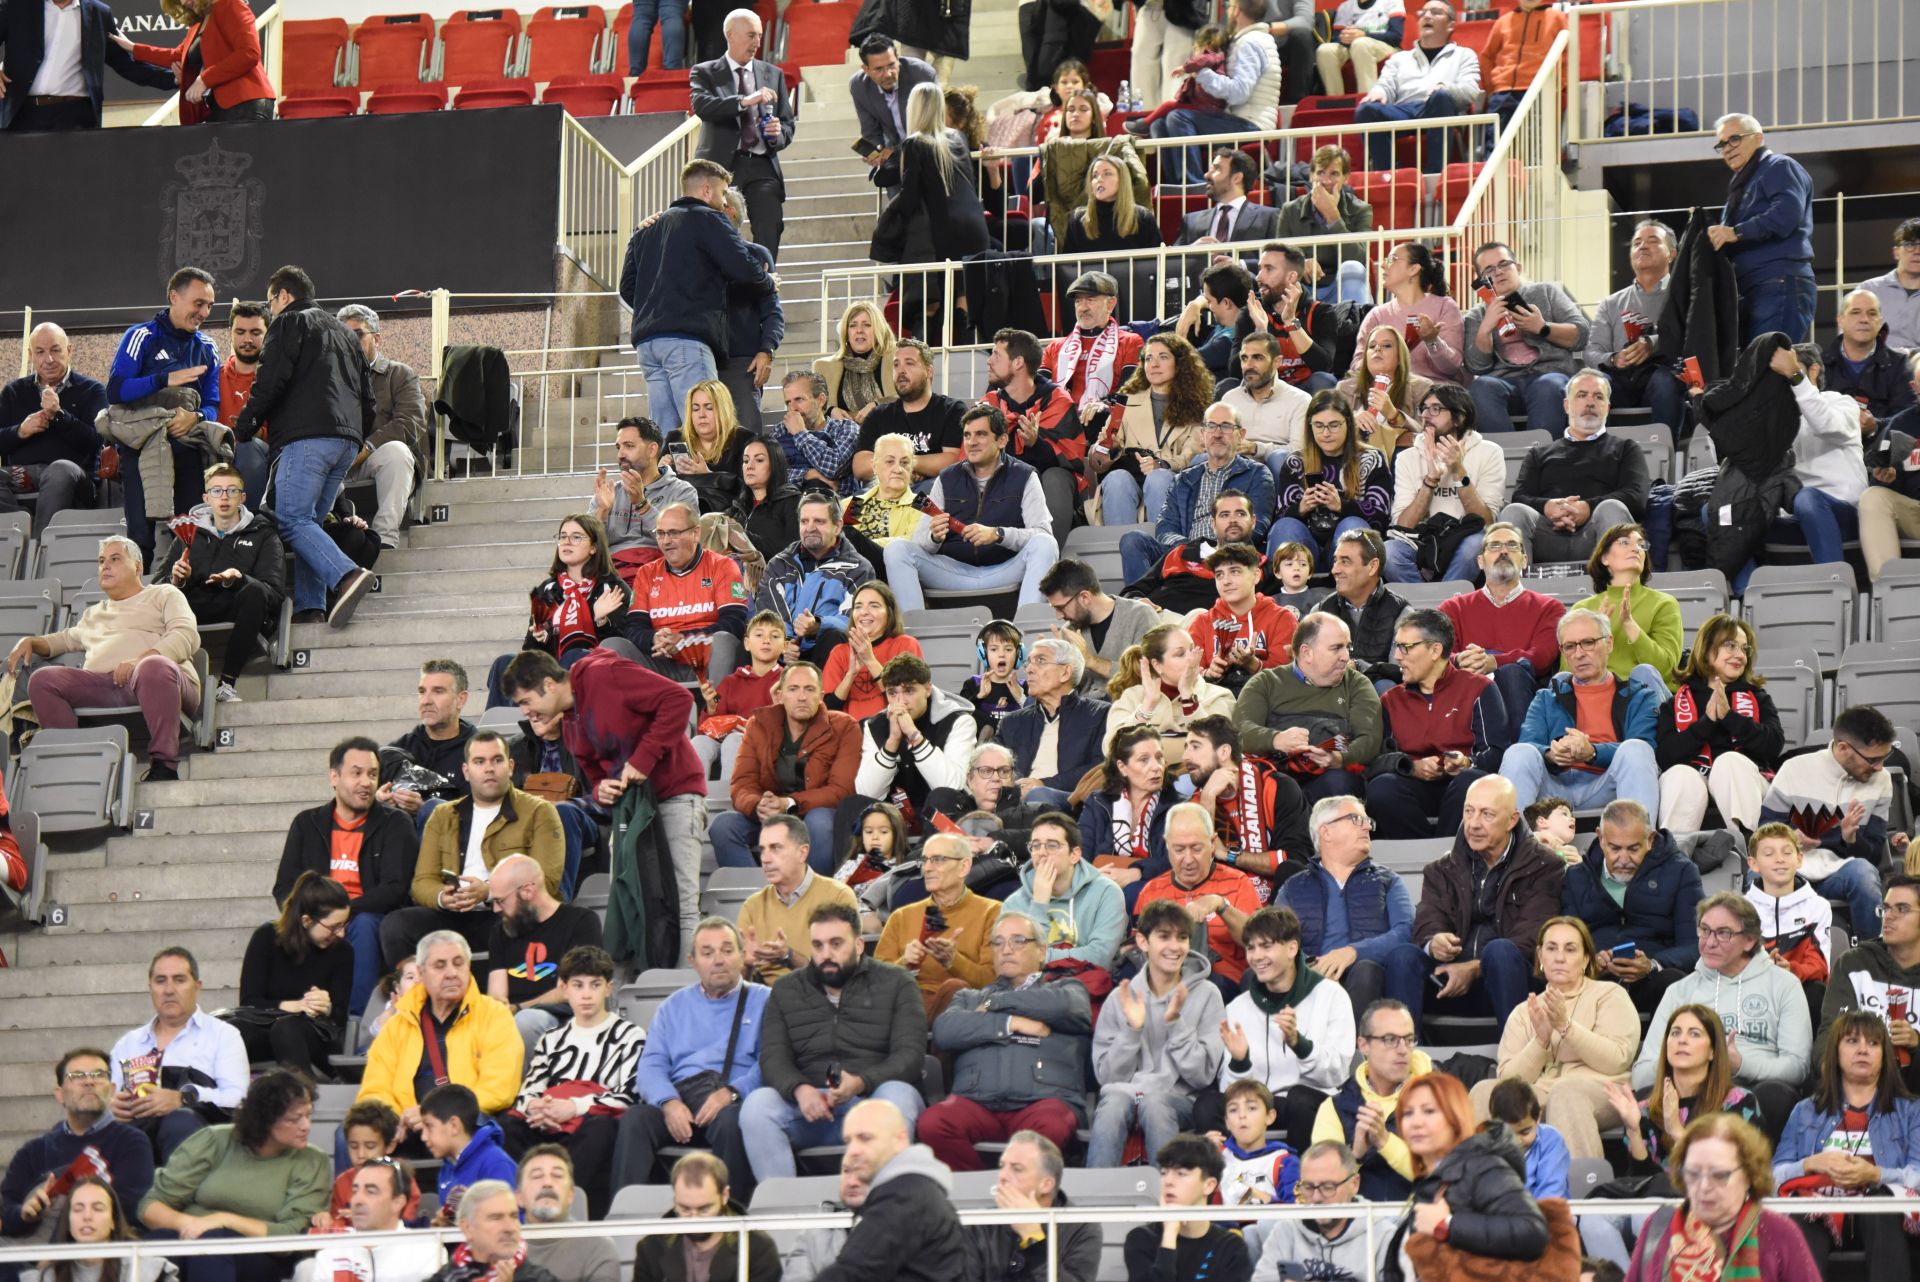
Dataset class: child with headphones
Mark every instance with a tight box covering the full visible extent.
[960,620,1028,736]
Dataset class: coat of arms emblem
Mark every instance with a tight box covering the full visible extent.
[158,140,264,282]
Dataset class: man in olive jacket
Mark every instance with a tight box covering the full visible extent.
[739,902,927,1183]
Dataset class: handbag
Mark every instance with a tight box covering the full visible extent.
[673,985,748,1113]
[1403,1195,1584,1282]
[522,772,579,804]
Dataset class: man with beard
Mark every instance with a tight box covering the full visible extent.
[1439,522,1566,741]
[0,321,106,531]
[850,341,964,487]
[1253,244,1340,394]
[336,305,428,551]
[774,370,859,495]
[0,1049,154,1251]
[422,1181,561,1282]
[740,902,927,1184]
[634,1154,781,1282]
[1220,331,1311,487]
[484,854,603,1062]
[1039,559,1159,699]
[1497,371,1649,563]
[517,1146,619,1282]
[590,416,699,583]
[999,637,1109,811]
[1042,273,1145,429]
[981,327,1081,542]
[1181,715,1312,902]
[1121,491,1284,616]
[296,1159,444,1282]
[1122,406,1275,587]
[274,736,419,1017]
[752,493,875,661]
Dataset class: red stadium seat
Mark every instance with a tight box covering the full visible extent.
[353,14,434,86]
[282,19,350,93]
[1152,186,1209,243]
[365,81,448,114]
[524,11,605,81]
[543,73,626,115]
[628,79,689,114]
[1452,17,1497,58]
[441,11,521,83]
[277,89,358,119]
[781,1,855,68]
[1350,166,1419,230]
[1434,160,1488,222]
[455,78,537,109]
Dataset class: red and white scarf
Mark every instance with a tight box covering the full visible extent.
[1053,322,1123,419]
[1671,684,1762,771]
[443,1242,527,1282]
[1214,759,1277,902]
[1111,791,1159,862]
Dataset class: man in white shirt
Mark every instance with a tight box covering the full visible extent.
[106,947,249,1163]
[296,1160,444,1282]
[1353,0,1482,171]
[1775,342,1871,571]
[1,0,175,130]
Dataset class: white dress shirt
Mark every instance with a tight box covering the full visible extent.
[29,0,89,99]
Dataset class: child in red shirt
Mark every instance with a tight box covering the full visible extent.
[1188,543,1297,696]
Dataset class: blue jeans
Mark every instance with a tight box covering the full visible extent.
[637,336,716,432]
[1120,531,1178,586]
[232,438,270,505]
[1087,1082,1197,1167]
[1383,936,1531,1030]
[1384,530,1484,584]
[275,436,360,612]
[1149,107,1262,183]
[1603,366,1688,433]
[1313,260,1372,305]
[1738,270,1817,346]
[1267,514,1371,570]
[1491,660,1540,742]
[346,911,386,1017]
[1470,369,1571,435]
[1026,786,1072,810]
[120,436,206,562]
[1811,857,1883,941]
[1481,90,1524,156]
[739,1080,925,1182]
[1099,467,1177,527]
[556,799,597,900]
[1354,91,1468,172]
[881,535,1061,611]
[711,806,838,874]
[625,0,686,74]
[1499,737,1660,813]
[1786,487,1860,567]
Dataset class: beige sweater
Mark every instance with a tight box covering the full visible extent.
[45,584,202,694]
[1492,976,1639,1090]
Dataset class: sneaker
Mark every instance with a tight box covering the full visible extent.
[1123,117,1150,137]
[292,609,326,625]
[215,681,242,703]
[326,567,376,629]
[143,761,179,782]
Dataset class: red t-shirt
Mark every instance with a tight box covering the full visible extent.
[1137,862,1265,982]
[1188,596,1297,673]
[328,811,366,899]
[219,357,259,431]
[633,548,747,675]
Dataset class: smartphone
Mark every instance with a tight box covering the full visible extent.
[667,440,690,457]
[851,137,879,158]
[439,869,462,886]
[1430,973,1447,988]
[1610,941,1639,957]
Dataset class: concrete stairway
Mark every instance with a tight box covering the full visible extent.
[0,472,588,1165]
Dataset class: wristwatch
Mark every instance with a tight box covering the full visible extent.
[178,1085,200,1107]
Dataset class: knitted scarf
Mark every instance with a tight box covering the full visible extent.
[1662,1199,1762,1282]
[838,351,884,418]
[442,1242,526,1282]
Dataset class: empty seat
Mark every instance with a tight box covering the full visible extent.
[748,1174,842,1213]
[523,11,606,81]
[1740,562,1855,669]
[1371,838,1450,872]
[1834,640,1920,732]
[0,579,59,646]
[1393,579,1472,609]
[574,871,611,910]
[454,78,536,108]
[1350,167,1419,230]
[278,90,359,119]
[1611,421,1675,485]
[1062,524,1154,593]
[352,14,436,86]
[779,2,856,66]
[1568,1156,1613,1197]
[441,10,522,83]
[622,967,696,997]
[613,990,666,1028]
[1650,568,1730,652]
[8,726,132,836]
[282,18,352,92]
[1752,646,1822,750]
[32,539,106,590]
[542,73,625,115]
[365,83,448,114]
[0,511,28,579]
[1867,558,1920,642]
[902,604,992,632]
[627,80,689,114]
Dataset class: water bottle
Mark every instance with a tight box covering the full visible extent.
[1117,80,1133,113]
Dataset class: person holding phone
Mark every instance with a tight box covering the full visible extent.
[1461,243,1590,436]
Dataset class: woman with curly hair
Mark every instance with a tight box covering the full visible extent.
[815,302,898,424]
[1089,333,1214,526]
[140,1071,331,1282]
[1270,389,1393,568]
[670,379,757,512]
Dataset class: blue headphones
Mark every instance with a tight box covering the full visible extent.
[976,620,1028,669]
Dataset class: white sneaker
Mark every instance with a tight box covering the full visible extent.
[215,681,242,703]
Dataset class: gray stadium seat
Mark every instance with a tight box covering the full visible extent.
[614,990,666,1029]
[67,647,216,753]
[0,808,46,926]
[1063,524,1154,593]
[35,542,103,592]
[1681,428,1717,476]
[314,1082,359,1122]
[947,1170,1003,1209]
[0,579,60,647]
[63,586,106,626]
[1752,645,1822,749]
[1013,601,1058,630]
[902,605,990,632]
[921,632,979,692]
[1497,431,1552,505]
[8,725,133,836]
[0,511,29,580]
[476,705,523,732]
[1060,1167,1157,1205]
[44,510,127,534]
[699,865,761,921]
[748,1174,843,1213]
[623,967,696,997]
[1739,562,1855,668]
[575,872,611,910]
[1522,573,1594,608]
[1393,579,1473,609]
[1400,867,1424,903]
[1867,559,1920,643]
[606,1183,678,1276]
[1612,422,1674,485]
[1567,1156,1613,1197]
[1835,640,1920,731]
[1649,568,1729,651]
[1371,837,1449,872]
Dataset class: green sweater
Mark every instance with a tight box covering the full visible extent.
[1231,664,1383,768]
[139,1124,331,1237]
[1575,584,1684,689]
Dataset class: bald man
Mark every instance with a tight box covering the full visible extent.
[0,322,105,532]
[1382,776,1565,1032]
[484,853,603,1061]
[1822,288,1916,421]
[688,8,794,263]
[813,1101,969,1282]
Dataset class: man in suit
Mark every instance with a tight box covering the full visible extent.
[1172,149,1278,305]
[689,7,794,263]
[847,34,938,192]
[1,0,175,130]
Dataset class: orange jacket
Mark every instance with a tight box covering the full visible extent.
[1480,5,1568,94]
[728,705,862,818]
[133,0,275,109]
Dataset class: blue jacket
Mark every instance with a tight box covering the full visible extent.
[996,693,1110,793]
[1774,1095,1920,1190]
[633,980,771,1108]
[1523,1124,1570,1200]
[1722,148,1814,283]
[1518,671,1659,767]
[1152,453,1275,549]
[726,239,785,366]
[435,1121,519,1204]
[1559,827,1703,971]
[1,1118,154,1237]
[108,310,220,409]
[1280,858,1414,965]
[0,0,176,129]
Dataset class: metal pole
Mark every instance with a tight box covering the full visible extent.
[430,287,451,481]
[16,307,29,377]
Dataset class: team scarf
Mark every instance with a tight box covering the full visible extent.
[1111,791,1159,862]
[1160,681,1200,718]
[1662,1198,1762,1282]
[1053,321,1123,418]
[1670,683,1762,771]
[443,1242,527,1282]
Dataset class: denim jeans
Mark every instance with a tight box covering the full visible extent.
[1491,660,1540,742]
[1602,366,1688,434]
[881,535,1061,611]
[345,912,386,1016]
[1148,107,1261,183]
[1267,514,1372,570]
[625,0,687,73]
[1086,1083,1196,1167]
[739,1080,925,1182]
[637,335,717,432]
[1312,260,1372,305]
[1499,737,1660,813]
[1738,270,1817,346]
[1786,487,1860,567]
[1384,530,1484,584]
[1354,91,1467,172]
[1811,857,1884,941]
[275,435,360,612]
[1120,530,1178,586]
[1099,467,1177,527]
[231,438,270,507]
[710,806,838,873]
[1384,935,1531,1029]
[1470,369,1571,435]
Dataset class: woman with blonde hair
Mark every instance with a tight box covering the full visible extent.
[115,0,275,122]
[881,81,990,341]
[1088,333,1214,525]
[815,302,898,423]
[1102,622,1233,750]
[670,379,756,512]
[1336,324,1430,462]
[1655,613,1783,833]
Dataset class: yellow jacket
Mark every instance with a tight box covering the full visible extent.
[359,977,523,1115]
[1311,1048,1433,1184]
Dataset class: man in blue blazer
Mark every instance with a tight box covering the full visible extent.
[998,635,1111,810]
[1,0,176,131]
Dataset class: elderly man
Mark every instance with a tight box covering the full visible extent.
[1440,523,1567,740]
[970,1132,1102,1282]
[1182,714,1313,900]
[1042,273,1146,422]
[296,1159,445,1282]
[874,832,1001,1017]
[740,901,927,1183]
[423,1181,560,1282]
[735,814,861,983]
[635,1152,780,1282]
[1137,802,1265,999]
[883,404,1059,612]
[1366,609,1509,839]
[1149,0,1282,184]
[1280,798,1414,1020]
[1122,490,1281,615]
[1497,372,1650,563]
[1354,0,1482,172]
[775,370,859,495]
[1864,218,1920,352]
[10,535,200,781]
[484,854,603,1060]
[151,461,285,705]
[1586,220,1687,430]
[107,267,221,562]
[102,949,247,1164]
[1311,529,1408,687]
[1001,812,1128,967]
[334,305,426,551]
[1253,1141,1392,1281]
[590,417,700,576]
[1822,288,1917,421]
[1707,114,1816,345]
[359,931,522,1158]
[1233,614,1385,805]
[614,918,767,1195]
[920,912,1093,1170]
[714,663,859,870]
[1309,1003,1429,1203]
[1463,242,1590,435]
[1121,405,1276,586]
[813,1100,968,1282]
[1559,798,1702,1013]
[517,1146,619,1282]
[1386,776,1565,1030]
[752,493,875,660]
[1,1049,155,1246]
[998,636,1108,812]
[627,500,748,681]
[1498,608,1661,814]
[0,321,103,531]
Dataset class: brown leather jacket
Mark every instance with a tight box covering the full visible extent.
[729,705,861,817]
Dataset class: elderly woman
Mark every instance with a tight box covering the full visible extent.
[1575,522,1684,696]
[1472,916,1639,1160]
[1625,1113,1820,1282]
[115,0,275,122]
[814,303,898,424]
[1655,614,1784,833]
[140,1071,330,1282]
[1088,333,1215,527]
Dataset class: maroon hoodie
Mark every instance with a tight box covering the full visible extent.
[562,648,705,802]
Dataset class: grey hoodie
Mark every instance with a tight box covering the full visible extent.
[1252,1209,1391,1282]
[1631,943,1813,1091]
[1091,950,1225,1095]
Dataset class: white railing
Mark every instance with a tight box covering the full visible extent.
[559,115,633,288]
[1566,0,1916,142]
[139,1,283,127]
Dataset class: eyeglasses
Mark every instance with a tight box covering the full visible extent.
[1679,1166,1742,1189]
[1417,403,1449,416]
[991,934,1038,950]
[655,527,694,539]
[1294,1179,1357,1198]
[1696,925,1746,944]
[1390,640,1437,655]
[1559,637,1606,654]
[313,917,349,939]
[1839,739,1893,767]
[206,487,244,498]
[1715,639,1753,654]
[1610,538,1652,553]
[1481,259,1518,273]
[922,854,968,867]
[1482,540,1525,552]
[64,1069,111,1082]
[1360,1033,1414,1050]
[1320,812,1375,833]
[1030,839,1072,854]
[972,765,1014,779]
[556,532,592,543]
[1887,901,1918,918]
[1711,133,1751,153]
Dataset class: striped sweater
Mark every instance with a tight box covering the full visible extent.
[514,1015,646,1116]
